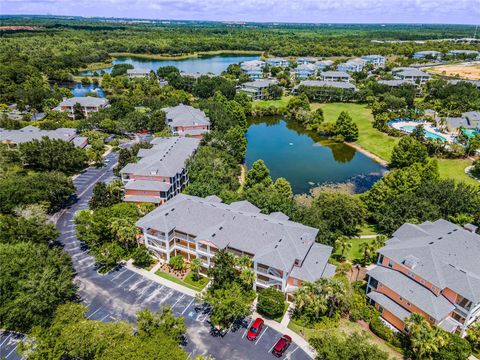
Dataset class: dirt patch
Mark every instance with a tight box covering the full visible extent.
[425,62,480,80]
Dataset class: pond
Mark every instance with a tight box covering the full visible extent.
[245,118,387,194]
[80,54,260,76]
[70,83,105,97]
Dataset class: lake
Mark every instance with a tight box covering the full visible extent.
[70,83,105,97]
[80,54,260,76]
[245,118,387,194]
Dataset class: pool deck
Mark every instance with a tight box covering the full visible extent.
[390,121,455,143]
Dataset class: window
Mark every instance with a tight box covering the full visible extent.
[378,306,384,314]
[378,254,384,264]
[429,317,435,322]
[369,277,379,289]
[407,302,411,306]
[292,279,299,286]
[388,259,394,268]
[399,297,403,301]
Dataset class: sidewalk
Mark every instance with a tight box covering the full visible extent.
[251,309,315,359]
[125,261,198,297]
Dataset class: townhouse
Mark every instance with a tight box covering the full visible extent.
[367,219,480,335]
[319,70,352,82]
[238,79,279,100]
[296,57,317,65]
[447,50,480,59]
[0,125,88,148]
[444,111,480,132]
[162,104,210,138]
[377,79,415,87]
[315,60,334,71]
[336,58,367,73]
[240,60,265,79]
[293,80,357,101]
[361,54,386,67]
[392,67,431,85]
[136,194,336,294]
[413,50,442,60]
[265,57,290,67]
[120,137,200,205]
[55,96,109,118]
[293,63,317,79]
[126,69,151,78]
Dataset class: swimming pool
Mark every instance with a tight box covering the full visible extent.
[399,125,447,141]
[463,129,478,138]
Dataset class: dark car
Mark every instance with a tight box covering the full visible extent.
[271,334,292,357]
[246,317,264,341]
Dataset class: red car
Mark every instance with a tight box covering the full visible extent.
[271,335,292,357]
[246,318,264,341]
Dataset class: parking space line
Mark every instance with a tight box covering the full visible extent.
[99,314,111,321]
[87,307,102,319]
[286,345,298,359]
[170,294,185,310]
[161,290,174,303]
[118,273,137,287]
[5,346,17,359]
[242,318,254,338]
[267,342,276,353]
[182,299,195,315]
[110,269,127,281]
[0,334,11,346]
[255,327,268,345]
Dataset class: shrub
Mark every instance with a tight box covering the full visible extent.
[169,255,184,270]
[369,315,402,348]
[257,287,286,318]
[131,247,154,268]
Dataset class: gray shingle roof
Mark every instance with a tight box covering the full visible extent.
[59,96,108,107]
[136,194,333,274]
[368,265,455,321]
[124,195,162,204]
[124,180,171,191]
[162,104,210,128]
[378,79,414,87]
[120,137,200,177]
[289,243,335,282]
[367,291,411,321]
[379,219,480,304]
[396,68,431,78]
[0,126,80,145]
[241,79,277,89]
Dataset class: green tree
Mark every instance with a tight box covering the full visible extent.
[136,306,186,342]
[73,102,85,120]
[93,242,125,273]
[335,236,352,260]
[404,313,448,360]
[391,136,429,169]
[466,322,480,352]
[0,214,59,245]
[335,111,358,141]
[169,255,185,270]
[109,217,138,251]
[208,249,237,289]
[131,246,153,268]
[190,258,202,281]
[257,287,286,318]
[244,159,273,190]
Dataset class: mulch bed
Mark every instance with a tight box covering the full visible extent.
[159,263,189,280]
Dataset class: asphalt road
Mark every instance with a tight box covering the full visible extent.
[2,150,312,360]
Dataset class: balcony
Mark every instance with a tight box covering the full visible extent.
[256,266,283,279]
[256,277,282,289]
[174,243,196,254]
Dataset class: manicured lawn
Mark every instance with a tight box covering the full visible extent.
[288,318,402,359]
[333,237,375,263]
[155,270,209,291]
[312,102,399,161]
[252,96,292,109]
[358,223,377,236]
[437,158,477,185]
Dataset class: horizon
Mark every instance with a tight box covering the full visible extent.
[2,0,479,26]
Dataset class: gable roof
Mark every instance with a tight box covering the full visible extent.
[162,104,210,127]
[59,96,108,107]
[379,219,480,304]
[0,126,79,145]
[135,194,331,273]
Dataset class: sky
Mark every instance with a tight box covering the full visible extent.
[1,0,480,25]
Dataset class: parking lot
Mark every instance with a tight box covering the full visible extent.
[0,332,25,360]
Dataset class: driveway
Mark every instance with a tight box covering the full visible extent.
[3,151,312,360]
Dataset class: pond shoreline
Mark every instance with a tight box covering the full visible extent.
[345,142,390,167]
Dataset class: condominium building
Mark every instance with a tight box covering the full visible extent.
[120,137,200,205]
[55,96,109,118]
[0,125,88,148]
[240,60,265,79]
[392,67,431,85]
[367,219,480,335]
[238,79,279,100]
[319,71,351,82]
[162,104,210,138]
[336,58,367,73]
[412,50,442,60]
[265,57,290,67]
[293,64,317,79]
[136,194,336,294]
[361,54,386,67]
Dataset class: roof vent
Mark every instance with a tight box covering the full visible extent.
[429,241,435,245]
[437,237,443,240]
[219,226,223,230]
[274,245,278,249]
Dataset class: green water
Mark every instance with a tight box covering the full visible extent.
[245,118,387,194]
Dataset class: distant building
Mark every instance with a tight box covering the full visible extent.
[56,96,109,118]
[319,71,351,82]
[126,69,151,78]
[265,57,290,67]
[447,79,480,88]
[240,60,265,79]
[447,50,480,59]
[238,79,278,100]
[293,63,317,79]
[315,60,334,71]
[293,80,357,101]
[443,111,480,132]
[296,57,317,65]
[0,125,88,148]
[412,50,442,60]
[367,219,480,335]
[361,54,386,67]
[392,68,431,85]
[136,194,336,294]
[377,79,415,87]
[162,104,210,139]
[336,58,367,73]
[120,137,200,205]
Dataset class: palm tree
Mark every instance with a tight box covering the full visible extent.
[236,255,252,269]
[335,236,352,260]
[359,241,376,265]
[110,218,138,251]
[374,235,387,249]
[190,258,202,281]
[239,268,256,288]
[405,314,448,359]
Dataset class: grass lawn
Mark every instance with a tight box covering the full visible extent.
[252,96,292,109]
[359,223,377,236]
[288,318,402,359]
[437,158,477,186]
[312,102,399,162]
[155,270,209,292]
[333,237,375,263]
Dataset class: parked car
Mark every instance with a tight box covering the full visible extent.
[271,334,292,357]
[247,317,264,341]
